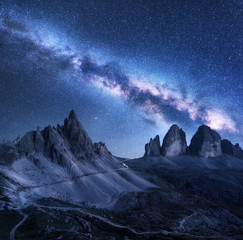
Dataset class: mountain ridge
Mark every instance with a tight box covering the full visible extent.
[145,123,243,160]
[9,109,243,161]
[0,110,242,239]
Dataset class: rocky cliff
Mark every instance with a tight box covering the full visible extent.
[161,124,187,157]
[144,135,161,157]
[144,124,243,159]
[189,125,222,157]
[221,139,243,159]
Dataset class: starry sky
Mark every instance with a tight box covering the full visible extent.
[0,0,242,158]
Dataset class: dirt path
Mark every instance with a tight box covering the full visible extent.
[178,211,199,231]
[9,211,28,240]
[18,165,129,191]
[35,204,235,240]
[36,203,170,236]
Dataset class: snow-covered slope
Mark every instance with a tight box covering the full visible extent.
[0,154,154,208]
[0,110,155,209]
[0,111,243,239]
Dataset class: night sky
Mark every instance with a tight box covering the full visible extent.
[0,0,242,158]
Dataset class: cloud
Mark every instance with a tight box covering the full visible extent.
[142,118,157,126]
[79,56,238,133]
[204,109,237,133]
[2,15,29,33]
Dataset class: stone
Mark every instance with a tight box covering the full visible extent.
[221,139,234,155]
[63,110,95,159]
[189,125,222,157]
[33,127,45,153]
[161,124,187,157]
[17,131,35,153]
[94,142,111,156]
[221,139,243,159]
[144,135,161,157]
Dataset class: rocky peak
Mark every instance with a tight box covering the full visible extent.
[161,124,187,157]
[94,142,111,156]
[33,127,45,152]
[221,139,234,155]
[17,126,45,154]
[144,135,161,157]
[189,125,222,157]
[17,130,35,154]
[42,125,63,151]
[63,110,95,158]
[63,110,90,139]
[234,144,243,159]
[221,139,243,159]
[15,110,104,160]
[69,109,77,119]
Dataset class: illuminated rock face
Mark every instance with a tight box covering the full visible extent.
[161,124,187,157]
[144,135,161,157]
[62,109,95,159]
[189,125,222,157]
[144,124,243,160]
[17,110,97,162]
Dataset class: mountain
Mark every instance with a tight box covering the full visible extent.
[144,135,160,157]
[1,110,154,207]
[221,139,243,160]
[161,124,187,157]
[189,125,222,157]
[0,111,243,239]
[144,124,243,159]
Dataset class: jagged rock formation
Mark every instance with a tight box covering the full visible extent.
[221,139,243,159]
[144,135,160,157]
[0,109,155,207]
[34,127,45,152]
[17,128,45,154]
[60,109,95,159]
[17,130,36,153]
[144,124,243,160]
[161,124,187,157]
[1,111,243,239]
[221,139,234,156]
[189,125,222,157]
[16,110,99,162]
[0,144,18,165]
[94,142,111,156]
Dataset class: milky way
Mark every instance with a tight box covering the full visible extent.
[0,0,242,157]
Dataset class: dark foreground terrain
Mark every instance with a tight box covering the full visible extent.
[0,111,242,239]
